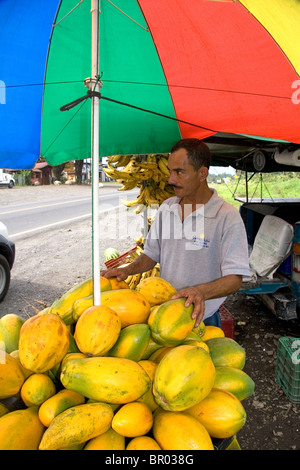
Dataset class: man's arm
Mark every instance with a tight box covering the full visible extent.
[172,274,243,327]
[101,253,157,282]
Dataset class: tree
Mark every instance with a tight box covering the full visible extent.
[75,160,84,184]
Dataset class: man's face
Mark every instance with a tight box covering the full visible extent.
[168,148,204,198]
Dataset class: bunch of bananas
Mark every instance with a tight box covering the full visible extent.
[117,236,160,289]
[103,154,175,212]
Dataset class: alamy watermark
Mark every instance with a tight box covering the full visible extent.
[291,79,300,105]
[0,80,6,104]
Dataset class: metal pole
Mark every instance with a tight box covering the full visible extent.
[91,0,101,305]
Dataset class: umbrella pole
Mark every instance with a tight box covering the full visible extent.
[91,0,101,306]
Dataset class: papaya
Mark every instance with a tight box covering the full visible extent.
[149,346,174,363]
[0,351,25,399]
[112,402,153,437]
[213,366,255,401]
[148,298,195,346]
[192,321,206,338]
[153,345,215,411]
[18,313,70,373]
[108,323,151,361]
[10,349,34,379]
[108,277,129,290]
[60,356,151,404]
[39,402,113,450]
[0,314,25,353]
[186,389,247,439]
[84,428,125,450]
[137,360,159,412]
[100,289,151,328]
[39,389,86,427]
[136,276,177,306]
[206,337,246,369]
[72,295,93,322]
[126,436,161,450]
[140,336,163,360]
[48,276,112,325]
[0,402,9,418]
[183,338,210,353]
[20,373,56,407]
[0,406,45,450]
[60,352,88,370]
[152,409,214,450]
[201,325,225,341]
[74,305,121,356]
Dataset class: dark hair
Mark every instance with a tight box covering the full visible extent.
[170,138,211,170]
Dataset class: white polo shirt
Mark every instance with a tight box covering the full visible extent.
[143,188,250,320]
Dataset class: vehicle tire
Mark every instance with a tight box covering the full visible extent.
[8,181,14,189]
[0,254,10,302]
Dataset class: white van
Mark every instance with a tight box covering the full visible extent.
[0,169,15,188]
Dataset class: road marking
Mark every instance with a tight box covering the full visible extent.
[0,197,92,216]
[10,205,124,238]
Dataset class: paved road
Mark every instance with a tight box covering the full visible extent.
[0,185,138,239]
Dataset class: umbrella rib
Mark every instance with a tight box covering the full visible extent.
[53,0,86,27]
[100,94,217,132]
[105,0,149,31]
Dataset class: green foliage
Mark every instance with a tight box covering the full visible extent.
[213,172,300,209]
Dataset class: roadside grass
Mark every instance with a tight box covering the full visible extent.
[212,173,300,210]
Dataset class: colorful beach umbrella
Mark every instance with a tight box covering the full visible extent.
[1,0,300,172]
[1,0,300,303]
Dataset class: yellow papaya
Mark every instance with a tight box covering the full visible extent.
[213,366,255,401]
[0,406,45,450]
[20,373,56,407]
[148,298,195,346]
[49,277,112,325]
[0,402,9,418]
[153,345,215,411]
[19,313,70,373]
[186,389,247,439]
[84,428,125,450]
[148,346,174,363]
[126,436,161,450]
[136,276,177,306]
[0,352,25,399]
[10,349,34,379]
[72,295,93,322]
[140,336,163,360]
[38,388,86,427]
[39,402,113,450]
[60,356,151,404]
[137,360,159,411]
[108,323,151,361]
[206,337,246,369]
[152,409,214,450]
[201,325,225,341]
[0,314,25,354]
[74,305,121,356]
[100,289,151,328]
[108,277,129,290]
[112,402,153,437]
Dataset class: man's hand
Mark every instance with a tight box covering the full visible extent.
[172,286,205,327]
[100,266,129,281]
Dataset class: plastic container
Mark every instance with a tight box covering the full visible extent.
[276,336,300,403]
[220,305,235,339]
[104,247,137,269]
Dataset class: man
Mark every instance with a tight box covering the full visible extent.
[102,139,250,327]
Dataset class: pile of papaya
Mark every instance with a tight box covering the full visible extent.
[0,275,255,450]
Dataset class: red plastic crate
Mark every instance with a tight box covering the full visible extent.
[220,304,235,338]
[104,247,137,269]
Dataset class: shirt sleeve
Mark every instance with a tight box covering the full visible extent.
[220,217,250,278]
